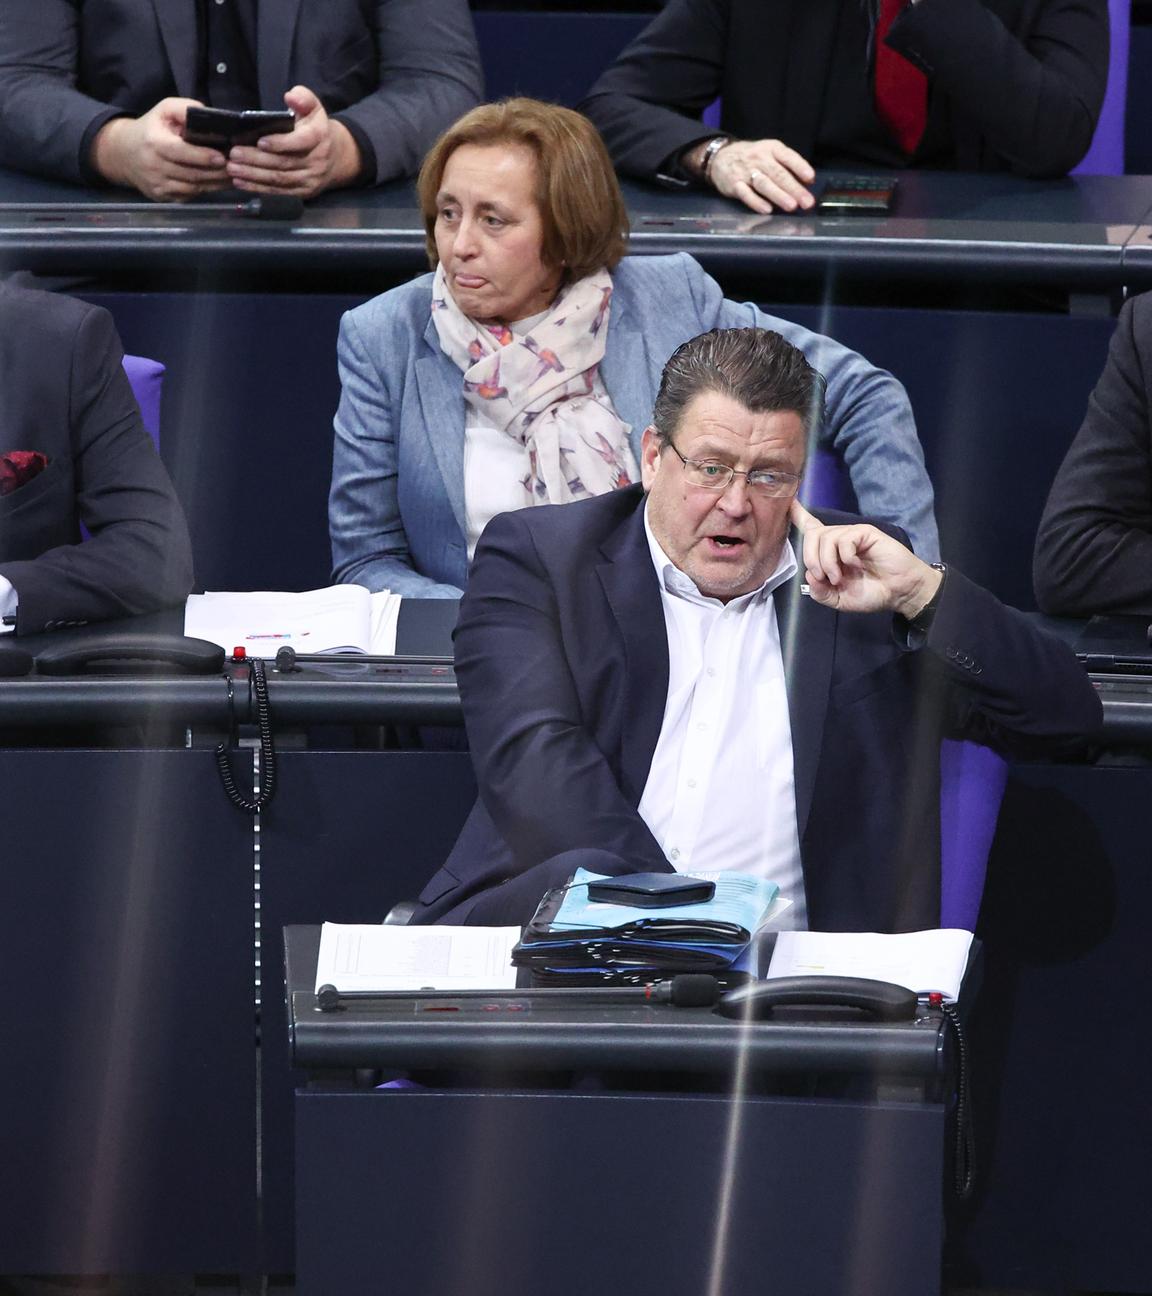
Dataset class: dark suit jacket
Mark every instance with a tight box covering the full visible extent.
[416,485,1099,931]
[0,0,481,185]
[1034,294,1152,615]
[0,286,194,634]
[581,0,1108,180]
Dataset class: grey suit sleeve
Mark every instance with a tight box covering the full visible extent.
[0,0,125,182]
[329,309,464,598]
[888,0,1108,177]
[0,304,194,634]
[580,0,730,180]
[331,0,483,185]
[677,257,940,560]
[1033,297,1152,615]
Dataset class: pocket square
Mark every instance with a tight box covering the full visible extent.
[0,451,49,497]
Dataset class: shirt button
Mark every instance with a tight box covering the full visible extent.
[669,848,680,861]
[697,721,707,731]
[706,667,716,677]
[216,61,228,74]
[686,778,697,789]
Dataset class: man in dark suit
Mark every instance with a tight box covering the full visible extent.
[1035,292,1152,616]
[0,285,194,634]
[0,0,482,199]
[414,327,1099,929]
[581,0,1108,214]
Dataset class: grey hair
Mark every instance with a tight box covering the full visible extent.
[650,327,826,446]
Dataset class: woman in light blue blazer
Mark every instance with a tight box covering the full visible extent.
[330,99,938,597]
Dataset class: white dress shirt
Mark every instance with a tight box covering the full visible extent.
[462,308,631,558]
[637,505,807,928]
[0,575,16,633]
[463,306,549,559]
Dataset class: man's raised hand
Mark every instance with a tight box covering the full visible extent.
[790,499,941,619]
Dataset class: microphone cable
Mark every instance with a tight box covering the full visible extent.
[215,654,277,812]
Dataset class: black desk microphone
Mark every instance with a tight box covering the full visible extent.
[315,973,721,1012]
[1,194,304,220]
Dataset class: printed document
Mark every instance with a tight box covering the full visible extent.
[315,922,522,993]
[765,928,974,1000]
[185,585,401,657]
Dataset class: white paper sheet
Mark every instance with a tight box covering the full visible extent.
[184,586,400,657]
[764,928,974,1000]
[315,922,522,993]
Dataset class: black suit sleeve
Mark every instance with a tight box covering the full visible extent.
[925,566,1102,747]
[453,510,669,878]
[0,302,194,634]
[887,0,1109,177]
[330,0,483,185]
[0,0,125,183]
[1033,297,1152,616]
[580,0,732,181]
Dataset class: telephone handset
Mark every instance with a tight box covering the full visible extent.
[715,975,919,1022]
[35,634,225,676]
[0,644,33,677]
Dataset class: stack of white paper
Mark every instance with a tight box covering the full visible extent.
[185,585,401,657]
[764,928,974,1000]
[315,922,522,993]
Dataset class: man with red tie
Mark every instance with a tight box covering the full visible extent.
[581,0,1110,213]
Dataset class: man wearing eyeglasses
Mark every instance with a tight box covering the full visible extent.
[413,327,1099,931]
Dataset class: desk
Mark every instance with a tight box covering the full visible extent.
[0,748,257,1273]
[2,614,1148,1281]
[2,611,1144,747]
[285,925,952,1296]
[4,169,1152,296]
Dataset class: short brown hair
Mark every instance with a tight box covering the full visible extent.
[417,98,629,281]
[652,328,827,444]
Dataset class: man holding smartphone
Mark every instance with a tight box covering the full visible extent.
[0,0,482,201]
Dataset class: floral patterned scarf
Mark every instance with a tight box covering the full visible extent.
[431,264,638,505]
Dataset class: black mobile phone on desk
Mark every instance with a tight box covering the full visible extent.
[817,174,898,214]
[586,874,716,907]
[183,106,295,150]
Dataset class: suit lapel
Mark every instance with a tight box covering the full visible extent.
[597,502,669,805]
[257,0,303,110]
[415,314,468,539]
[776,542,836,845]
[150,0,198,99]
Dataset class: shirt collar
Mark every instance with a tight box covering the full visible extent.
[642,498,798,609]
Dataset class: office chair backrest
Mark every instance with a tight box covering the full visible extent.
[939,737,1008,930]
[78,354,165,543]
[1072,0,1128,176]
[121,353,164,448]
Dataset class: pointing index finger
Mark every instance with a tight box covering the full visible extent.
[790,498,822,533]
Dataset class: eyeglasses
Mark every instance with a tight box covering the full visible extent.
[664,441,801,497]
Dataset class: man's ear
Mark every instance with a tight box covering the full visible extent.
[640,425,661,491]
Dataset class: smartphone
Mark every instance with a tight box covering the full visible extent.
[586,874,716,907]
[817,175,898,215]
[183,107,295,151]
